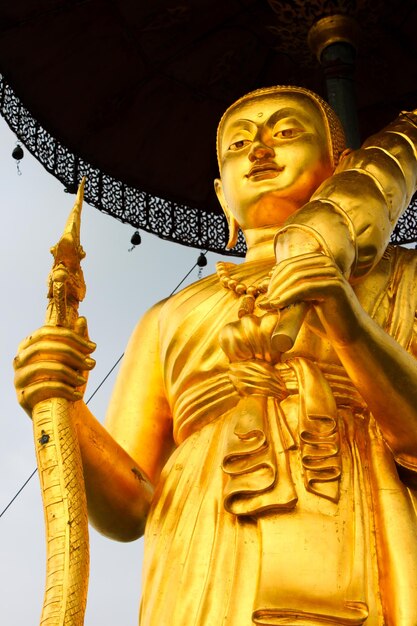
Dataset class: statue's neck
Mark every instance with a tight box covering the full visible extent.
[243,226,278,263]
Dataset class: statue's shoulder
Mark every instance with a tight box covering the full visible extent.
[160,271,220,313]
[133,272,221,341]
[155,271,223,341]
[388,245,417,316]
[394,244,417,258]
[391,245,417,274]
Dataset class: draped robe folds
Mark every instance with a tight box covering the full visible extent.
[139,246,417,626]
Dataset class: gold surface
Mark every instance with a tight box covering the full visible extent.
[16,182,90,625]
[14,89,417,625]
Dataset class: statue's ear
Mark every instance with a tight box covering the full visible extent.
[214,178,239,250]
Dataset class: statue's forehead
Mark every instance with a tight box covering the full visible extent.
[221,92,323,131]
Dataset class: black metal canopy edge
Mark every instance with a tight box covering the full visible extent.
[1,72,416,252]
[0,73,247,257]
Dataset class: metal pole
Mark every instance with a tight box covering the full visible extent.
[309,15,361,149]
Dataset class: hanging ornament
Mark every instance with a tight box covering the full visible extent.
[197,251,207,279]
[129,230,142,251]
[12,142,24,175]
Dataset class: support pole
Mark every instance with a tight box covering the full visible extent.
[308,15,361,149]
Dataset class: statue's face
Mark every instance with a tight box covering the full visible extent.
[215,92,334,230]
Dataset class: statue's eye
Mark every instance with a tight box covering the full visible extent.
[274,128,302,139]
[229,139,251,151]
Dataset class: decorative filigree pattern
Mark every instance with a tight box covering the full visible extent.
[392,195,417,245]
[1,73,416,252]
[0,74,247,257]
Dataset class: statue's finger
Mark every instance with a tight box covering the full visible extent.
[240,315,264,359]
[14,361,86,390]
[265,267,337,309]
[257,297,278,311]
[259,313,280,362]
[218,321,253,361]
[14,340,95,371]
[74,316,96,351]
[17,325,95,354]
[269,255,335,293]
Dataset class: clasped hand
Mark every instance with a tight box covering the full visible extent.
[260,252,365,347]
[13,316,96,416]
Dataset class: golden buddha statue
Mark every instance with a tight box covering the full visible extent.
[14,86,417,625]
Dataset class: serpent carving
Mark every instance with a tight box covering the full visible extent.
[32,179,89,625]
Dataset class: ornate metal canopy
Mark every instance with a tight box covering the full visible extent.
[0,0,416,255]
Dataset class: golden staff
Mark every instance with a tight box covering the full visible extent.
[32,179,89,625]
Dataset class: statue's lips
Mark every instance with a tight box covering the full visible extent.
[246,164,284,181]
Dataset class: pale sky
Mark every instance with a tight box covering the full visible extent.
[0,114,231,625]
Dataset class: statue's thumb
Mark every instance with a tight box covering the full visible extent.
[74,316,96,352]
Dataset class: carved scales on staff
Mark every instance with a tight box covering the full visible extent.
[32,179,89,625]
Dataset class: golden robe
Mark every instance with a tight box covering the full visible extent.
[139,245,417,626]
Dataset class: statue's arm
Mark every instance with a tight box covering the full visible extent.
[72,401,156,542]
[14,302,173,542]
[331,303,417,473]
[277,110,417,279]
[74,301,173,541]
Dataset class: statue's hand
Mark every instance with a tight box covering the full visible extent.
[260,252,365,347]
[13,316,96,416]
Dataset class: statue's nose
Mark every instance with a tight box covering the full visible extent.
[248,141,274,162]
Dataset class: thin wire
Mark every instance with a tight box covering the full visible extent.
[168,249,207,296]
[84,353,124,405]
[0,250,209,520]
[168,262,198,295]
[0,468,38,519]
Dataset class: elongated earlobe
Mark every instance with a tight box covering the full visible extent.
[214,178,239,249]
[225,211,239,249]
[337,148,354,166]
